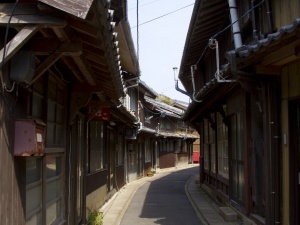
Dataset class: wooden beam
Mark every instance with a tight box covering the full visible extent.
[39,0,93,19]
[52,28,98,86]
[260,39,300,66]
[0,24,40,65]
[72,83,103,92]
[30,40,84,84]
[72,55,97,86]
[254,65,281,75]
[31,52,62,84]
[57,39,82,56]
[0,14,66,28]
[30,37,60,55]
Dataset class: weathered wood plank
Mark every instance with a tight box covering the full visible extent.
[31,52,62,84]
[0,24,40,65]
[0,14,66,28]
[260,39,300,66]
[39,0,94,19]
[72,55,97,85]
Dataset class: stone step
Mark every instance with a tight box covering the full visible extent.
[219,207,238,222]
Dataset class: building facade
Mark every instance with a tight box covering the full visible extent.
[179,0,300,224]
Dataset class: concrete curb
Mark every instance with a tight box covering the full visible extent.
[185,175,209,225]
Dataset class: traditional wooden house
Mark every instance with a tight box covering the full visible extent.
[179,0,300,224]
[0,0,141,224]
[137,90,198,170]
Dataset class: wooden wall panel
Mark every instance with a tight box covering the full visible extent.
[282,62,300,99]
[0,98,25,225]
[273,0,300,28]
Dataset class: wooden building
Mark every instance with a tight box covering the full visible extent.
[0,0,141,224]
[179,0,300,224]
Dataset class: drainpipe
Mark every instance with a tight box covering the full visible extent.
[173,67,191,98]
[175,80,190,97]
[250,0,258,42]
[265,0,274,33]
[228,0,242,49]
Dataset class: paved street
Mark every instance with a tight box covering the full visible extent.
[120,166,203,225]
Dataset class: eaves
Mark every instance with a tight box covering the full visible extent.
[226,18,300,71]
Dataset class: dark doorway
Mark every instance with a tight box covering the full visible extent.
[289,99,300,224]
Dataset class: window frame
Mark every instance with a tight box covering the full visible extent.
[88,120,106,173]
[26,154,64,225]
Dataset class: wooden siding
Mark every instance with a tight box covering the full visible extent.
[159,152,175,169]
[0,98,25,225]
[115,165,125,190]
[176,153,188,167]
[282,62,300,99]
[281,62,300,224]
[86,170,107,195]
[273,0,300,28]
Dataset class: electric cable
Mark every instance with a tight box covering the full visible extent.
[129,0,159,11]
[131,3,194,28]
[188,0,266,103]
[0,0,19,120]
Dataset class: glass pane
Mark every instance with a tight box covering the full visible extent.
[211,143,216,172]
[90,151,102,171]
[55,124,64,145]
[47,100,56,122]
[46,179,61,203]
[32,94,44,119]
[48,78,57,100]
[204,145,209,169]
[47,123,55,146]
[238,164,245,201]
[46,156,61,179]
[56,85,65,105]
[26,185,42,214]
[26,210,42,225]
[56,105,64,124]
[46,200,61,225]
[26,158,41,185]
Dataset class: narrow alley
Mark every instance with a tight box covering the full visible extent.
[101,165,243,225]
[120,166,202,225]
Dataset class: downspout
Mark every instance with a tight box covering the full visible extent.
[173,67,190,98]
[175,80,190,97]
[250,0,258,42]
[265,0,274,33]
[228,0,242,49]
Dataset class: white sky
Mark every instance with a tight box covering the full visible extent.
[127,0,195,103]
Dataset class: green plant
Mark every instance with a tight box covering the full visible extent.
[87,208,103,225]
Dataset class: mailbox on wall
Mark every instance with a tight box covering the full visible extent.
[14,120,45,156]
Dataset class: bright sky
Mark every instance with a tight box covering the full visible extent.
[127,0,195,103]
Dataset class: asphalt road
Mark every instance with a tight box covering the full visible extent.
[120,166,203,225]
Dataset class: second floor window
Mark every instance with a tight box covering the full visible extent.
[161,118,171,130]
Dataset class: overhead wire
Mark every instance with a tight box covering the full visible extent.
[131,2,195,28]
[194,0,265,67]
[189,0,266,102]
[129,0,159,11]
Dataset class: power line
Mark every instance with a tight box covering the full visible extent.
[131,3,195,28]
[129,0,160,11]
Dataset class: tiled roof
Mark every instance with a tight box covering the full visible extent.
[144,96,184,118]
[226,17,300,71]
[235,18,300,58]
